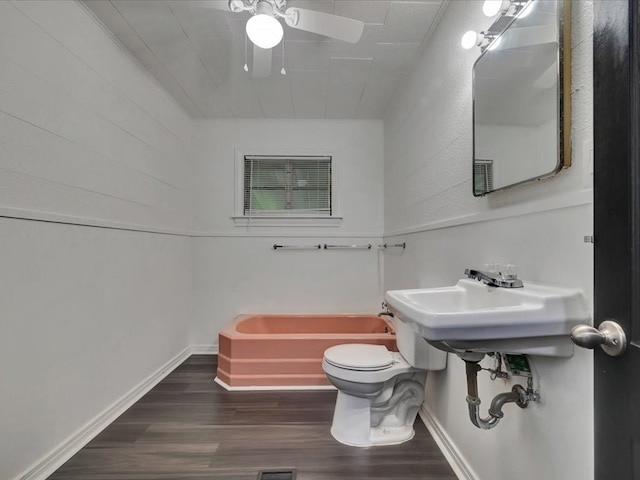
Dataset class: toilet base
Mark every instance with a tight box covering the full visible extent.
[330,390,418,447]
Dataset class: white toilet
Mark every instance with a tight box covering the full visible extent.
[322,316,447,447]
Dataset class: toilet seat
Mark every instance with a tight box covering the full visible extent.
[324,344,394,371]
[322,345,414,384]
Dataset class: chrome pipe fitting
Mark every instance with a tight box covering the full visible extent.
[464,360,538,430]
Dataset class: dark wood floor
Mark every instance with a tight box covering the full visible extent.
[48,355,458,480]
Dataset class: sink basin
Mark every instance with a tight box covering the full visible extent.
[384,279,590,357]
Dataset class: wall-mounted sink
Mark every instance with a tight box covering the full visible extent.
[384,279,590,357]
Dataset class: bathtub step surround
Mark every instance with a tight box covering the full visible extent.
[48,355,457,480]
[216,314,397,389]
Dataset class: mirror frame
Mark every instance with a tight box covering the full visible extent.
[471,0,572,197]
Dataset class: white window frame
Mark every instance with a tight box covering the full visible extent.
[232,148,342,227]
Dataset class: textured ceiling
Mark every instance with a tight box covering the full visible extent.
[83,0,446,119]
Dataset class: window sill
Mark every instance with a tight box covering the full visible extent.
[231,216,343,227]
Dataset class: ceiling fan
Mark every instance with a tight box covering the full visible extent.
[203,0,365,77]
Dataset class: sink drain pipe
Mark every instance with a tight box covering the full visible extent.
[464,360,538,430]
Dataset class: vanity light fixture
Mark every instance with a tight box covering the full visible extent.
[482,0,511,17]
[461,30,499,50]
[482,0,534,18]
[464,0,533,50]
[461,30,481,49]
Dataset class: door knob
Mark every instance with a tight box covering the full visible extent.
[570,320,627,357]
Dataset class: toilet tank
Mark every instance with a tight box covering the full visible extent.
[392,315,447,370]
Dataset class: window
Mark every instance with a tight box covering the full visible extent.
[243,155,332,217]
[473,159,494,196]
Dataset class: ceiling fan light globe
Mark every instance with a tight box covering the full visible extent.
[246,14,283,49]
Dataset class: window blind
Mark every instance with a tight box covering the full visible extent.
[244,155,332,216]
[473,159,494,195]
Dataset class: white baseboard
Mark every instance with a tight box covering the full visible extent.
[419,404,478,480]
[19,346,196,480]
[190,344,218,354]
[213,376,336,391]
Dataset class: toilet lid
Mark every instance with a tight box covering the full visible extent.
[324,344,394,371]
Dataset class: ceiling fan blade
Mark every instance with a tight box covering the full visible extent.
[187,0,250,12]
[284,7,364,44]
[252,44,272,78]
[180,0,231,11]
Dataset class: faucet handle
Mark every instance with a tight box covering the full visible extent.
[501,264,519,280]
[484,263,499,274]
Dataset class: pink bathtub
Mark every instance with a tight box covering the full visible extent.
[215,314,397,389]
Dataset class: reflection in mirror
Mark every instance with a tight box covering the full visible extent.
[472,0,570,196]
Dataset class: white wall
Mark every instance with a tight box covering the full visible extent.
[383,1,594,479]
[0,0,595,479]
[190,119,385,345]
[0,2,193,479]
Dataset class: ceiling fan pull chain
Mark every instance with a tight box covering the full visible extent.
[243,32,249,72]
[281,31,286,75]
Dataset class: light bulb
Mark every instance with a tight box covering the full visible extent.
[243,63,249,72]
[280,66,286,75]
[461,30,479,50]
[246,14,283,49]
[482,0,510,17]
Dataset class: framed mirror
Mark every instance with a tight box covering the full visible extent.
[472,0,571,196]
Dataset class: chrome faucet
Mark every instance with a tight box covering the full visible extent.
[464,268,523,288]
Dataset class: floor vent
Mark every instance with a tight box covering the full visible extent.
[256,469,296,480]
